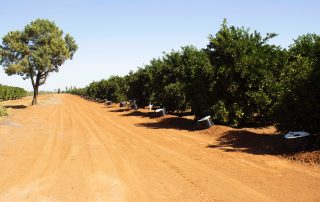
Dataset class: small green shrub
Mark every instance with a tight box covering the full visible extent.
[0,106,8,116]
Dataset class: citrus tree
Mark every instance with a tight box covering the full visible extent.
[207,19,286,126]
[273,34,320,134]
[0,85,27,101]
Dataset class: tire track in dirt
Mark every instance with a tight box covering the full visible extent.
[71,95,320,201]
[0,94,319,201]
[64,96,129,201]
[0,100,61,201]
[0,104,59,187]
[71,96,275,201]
[70,96,152,201]
[71,97,212,201]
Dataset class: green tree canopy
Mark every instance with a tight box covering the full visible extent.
[273,34,320,134]
[0,19,78,105]
[126,68,152,107]
[207,19,286,126]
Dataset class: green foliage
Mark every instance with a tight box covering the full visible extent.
[68,76,127,102]
[102,76,127,102]
[181,46,214,118]
[207,19,286,126]
[67,87,86,96]
[140,46,212,113]
[126,68,152,107]
[163,82,188,112]
[0,84,26,117]
[68,19,320,138]
[147,51,182,107]
[0,19,77,105]
[126,46,205,112]
[0,85,27,101]
[0,106,8,116]
[210,100,229,123]
[273,34,320,134]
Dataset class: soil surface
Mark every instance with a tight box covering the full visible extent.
[0,94,319,201]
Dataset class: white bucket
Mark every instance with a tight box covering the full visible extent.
[284,131,310,139]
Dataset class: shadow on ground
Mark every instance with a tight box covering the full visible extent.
[109,109,196,130]
[109,108,130,112]
[207,130,284,155]
[121,110,155,118]
[4,105,27,109]
[136,117,196,131]
[101,105,115,109]
[170,111,194,117]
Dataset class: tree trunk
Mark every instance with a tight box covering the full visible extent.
[31,86,38,105]
[31,74,41,105]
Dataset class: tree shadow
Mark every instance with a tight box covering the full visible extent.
[101,105,114,109]
[170,111,194,117]
[207,130,284,155]
[136,117,196,131]
[121,110,155,118]
[109,108,130,112]
[3,105,27,109]
[236,121,273,129]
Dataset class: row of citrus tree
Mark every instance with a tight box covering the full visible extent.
[67,20,320,134]
[0,84,27,101]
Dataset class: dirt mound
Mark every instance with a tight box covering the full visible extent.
[198,125,320,165]
[200,125,231,138]
[132,111,320,166]
[285,151,320,165]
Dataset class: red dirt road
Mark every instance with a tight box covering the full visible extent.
[0,94,319,201]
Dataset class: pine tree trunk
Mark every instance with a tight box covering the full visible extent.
[31,86,38,105]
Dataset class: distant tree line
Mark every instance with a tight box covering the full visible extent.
[0,84,27,101]
[67,19,320,135]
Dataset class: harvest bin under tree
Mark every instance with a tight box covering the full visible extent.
[197,116,214,130]
[106,100,112,105]
[131,103,138,110]
[154,108,166,117]
[284,131,310,151]
[119,101,126,107]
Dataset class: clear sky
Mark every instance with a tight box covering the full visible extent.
[0,0,319,91]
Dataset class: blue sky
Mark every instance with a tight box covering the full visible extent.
[0,0,319,91]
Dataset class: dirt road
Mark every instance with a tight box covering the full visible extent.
[0,94,319,201]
